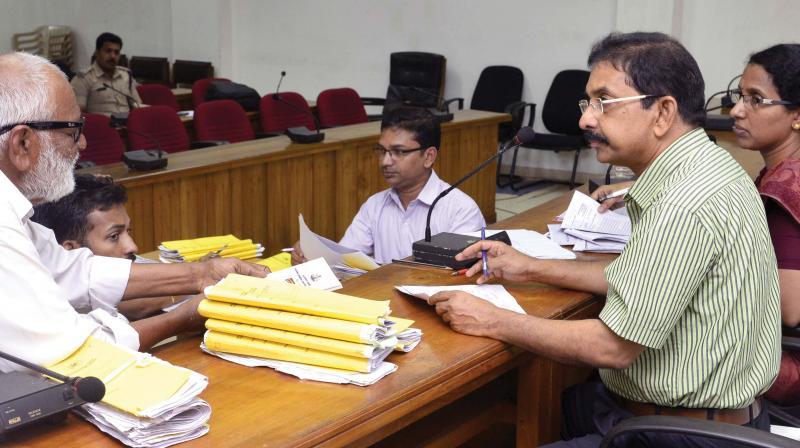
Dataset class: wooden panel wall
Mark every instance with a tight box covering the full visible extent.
[83,110,508,253]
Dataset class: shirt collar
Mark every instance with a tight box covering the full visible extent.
[91,61,121,80]
[627,127,708,211]
[386,170,441,209]
[0,169,34,221]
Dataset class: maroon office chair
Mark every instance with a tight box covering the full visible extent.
[192,77,230,108]
[80,113,125,165]
[136,84,180,111]
[126,105,190,153]
[316,88,368,127]
[194,99,254,143]
[259,92,316,133]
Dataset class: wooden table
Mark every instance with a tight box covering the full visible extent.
[8,189,605,447]
[81,110,509,253]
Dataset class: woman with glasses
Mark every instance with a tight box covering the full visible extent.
[730,43,800,406]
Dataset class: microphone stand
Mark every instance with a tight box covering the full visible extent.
[270,70,324,143]
[0,348,105,403]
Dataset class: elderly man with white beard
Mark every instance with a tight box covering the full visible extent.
[0,52,268,371]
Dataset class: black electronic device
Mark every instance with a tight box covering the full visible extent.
[272,71,325,144]
[0,349,105,439]
[402,85,454,122]
[110,121,168,171]
[412,127,536,268]
[412,231,512,269]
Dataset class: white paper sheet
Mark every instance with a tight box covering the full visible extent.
[464,229,575,260]
[267,257,342,291]
[562,190,631,236]
[298,214,379,272]
[396,284,526,314]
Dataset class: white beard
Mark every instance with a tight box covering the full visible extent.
[19,135,78,203]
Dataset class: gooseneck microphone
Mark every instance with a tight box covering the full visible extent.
[112,122,168,171]
[271,70,324,144]
[0,349,105,403]
[423,127,536,242]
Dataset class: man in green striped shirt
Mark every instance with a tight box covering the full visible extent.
[429,32,781,447]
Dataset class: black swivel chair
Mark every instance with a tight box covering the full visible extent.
[506,69,590,191]
[445,65,535,187]
[361,52,447,120]
[172,60,214,88]
[129,56,170,85]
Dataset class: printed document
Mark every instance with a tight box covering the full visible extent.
[396,284,525,314]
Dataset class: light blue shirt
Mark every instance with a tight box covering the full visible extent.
[339,170,485,264]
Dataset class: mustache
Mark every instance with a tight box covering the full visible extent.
[583,132,609,145]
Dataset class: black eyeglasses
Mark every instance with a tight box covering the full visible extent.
[728,89,795,109]
[372,144,425,159]
[0,118,85,143]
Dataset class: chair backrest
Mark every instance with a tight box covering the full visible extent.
[387,52,446,109]
[45,25,73,67]
[192,77,230,108]
[129,56,170,85]
[259,92,316,133]
[172,60,214,88]
[541,70,590,135]
[80,113,125,165]
[126,105,189,153]
[194,99,254,143]
[136,84,180,111]
[316,88,368,127]
[470,66,524,113]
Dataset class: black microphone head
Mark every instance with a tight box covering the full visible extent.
[280,70,286,76]
[514,127,536,146]
[272,93,281,100]
[74,376,105,403]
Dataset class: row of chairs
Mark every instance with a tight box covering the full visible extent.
[79,85,370,166]
[126,57,213,88]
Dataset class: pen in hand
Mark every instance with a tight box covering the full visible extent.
[481,226,489,279]
[598,187,630,203]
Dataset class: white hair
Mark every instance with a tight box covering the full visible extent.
[0,52,65,148]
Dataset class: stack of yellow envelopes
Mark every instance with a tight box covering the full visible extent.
[200,274,421,373]
[159,234,264,262]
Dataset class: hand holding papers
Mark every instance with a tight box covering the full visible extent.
[397,284,526,314]
[463,229,575,260]
[299,214,379,276]
[159,234,263,262]
[548,191,632,253]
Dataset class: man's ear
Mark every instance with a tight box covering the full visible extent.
[62,240,82,250]
[653,96,679,138]
[423,146,437,168]
[6,126,38,172]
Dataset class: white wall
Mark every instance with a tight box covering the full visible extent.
[3,0,799,176]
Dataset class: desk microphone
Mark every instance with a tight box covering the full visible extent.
[411,127,536,268]
[398,85,455,122]
[271,70,324,144]
[110,121,168,171]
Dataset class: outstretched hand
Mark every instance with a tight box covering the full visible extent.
[194,257,269,291]
[427,290,505,337]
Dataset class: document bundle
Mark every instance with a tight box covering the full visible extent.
[47,337,210,448]
[548,191,631,253]
[199,274,421,382]
[298,214,379,276]
[159,234,264,262]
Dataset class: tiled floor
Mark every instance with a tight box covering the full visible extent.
[495,183,571,221]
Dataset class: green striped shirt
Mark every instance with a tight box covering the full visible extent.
[599,128,781,409]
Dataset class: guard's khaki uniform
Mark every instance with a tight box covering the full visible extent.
[71,61,143,115]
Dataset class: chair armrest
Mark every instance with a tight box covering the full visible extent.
[600,415,796,448]
[254,132,282,139]
[366,114,384,122]
[360,97,386,106]
[506,101,536,129]
[443,97,464,112]
[782,336,800,351]
[190,140,228,149]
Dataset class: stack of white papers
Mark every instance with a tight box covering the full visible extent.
[47,338,210,448]
[298,214,379,277]
[548,191,631,253]
[200,344,398,387]
[463,229,575,260]
[396,284,526,314]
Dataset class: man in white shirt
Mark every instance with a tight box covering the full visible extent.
[293,107,485,265]
[0,52,266,371]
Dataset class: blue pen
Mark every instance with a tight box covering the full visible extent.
[481,226,489,279]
